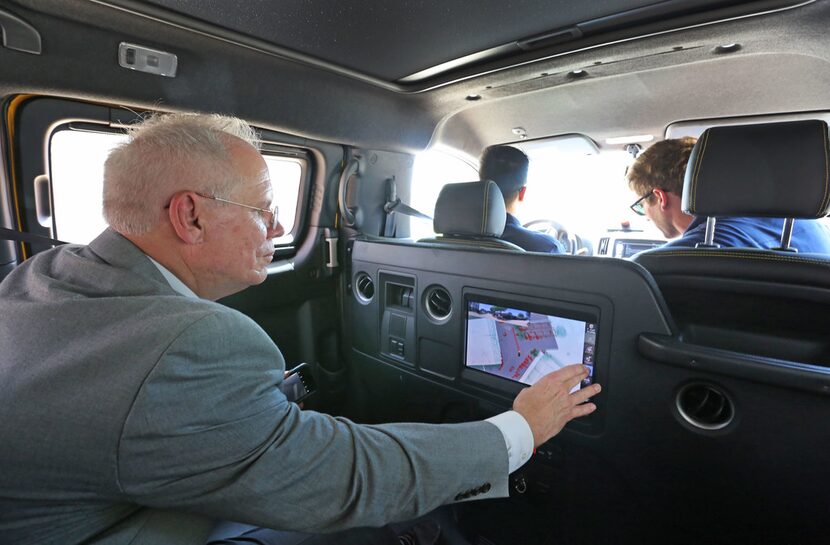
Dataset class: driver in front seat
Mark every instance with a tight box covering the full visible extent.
[480,145,566,253]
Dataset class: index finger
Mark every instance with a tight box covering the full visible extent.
[543,363,588,385]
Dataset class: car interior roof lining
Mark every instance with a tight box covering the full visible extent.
[0,0,827,155]
[120,0,807,84]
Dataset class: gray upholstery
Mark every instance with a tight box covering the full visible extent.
[434,181,506,237]
[419,181,523,251]
[682,120,830,218]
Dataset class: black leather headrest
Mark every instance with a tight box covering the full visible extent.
[433,181,506,237]
[682,120,830,218]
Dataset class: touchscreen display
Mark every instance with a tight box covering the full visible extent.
[465,300,596,389]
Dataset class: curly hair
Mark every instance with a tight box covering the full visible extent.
[627,137,697,198]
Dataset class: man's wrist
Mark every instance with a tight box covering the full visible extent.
[485,410,535,473]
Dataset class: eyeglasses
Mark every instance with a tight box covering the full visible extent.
[194,192,279,231]
[629,192,653,216]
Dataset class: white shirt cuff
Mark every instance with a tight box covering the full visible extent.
[485,410,534,473]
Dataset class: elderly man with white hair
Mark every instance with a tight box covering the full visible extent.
[0,113,600,545]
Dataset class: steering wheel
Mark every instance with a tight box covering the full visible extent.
[523,219,592,256]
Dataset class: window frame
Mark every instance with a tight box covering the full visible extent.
[43,113,312,256]
[258,139,313,256]
[47,121,127,244]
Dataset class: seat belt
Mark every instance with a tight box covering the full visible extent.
[382,177,432,237]
[0,227,67,246]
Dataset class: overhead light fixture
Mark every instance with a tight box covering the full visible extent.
[118,42,177,77]
[605,134,654,145]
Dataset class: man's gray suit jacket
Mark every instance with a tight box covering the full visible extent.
[0,229,508,545]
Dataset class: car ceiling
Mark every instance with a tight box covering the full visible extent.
[141,0,719,82]
[2,0,829,159]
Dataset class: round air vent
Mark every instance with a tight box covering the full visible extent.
[424,286,452,322]
[354,273,374,303]
[676,383,735,431]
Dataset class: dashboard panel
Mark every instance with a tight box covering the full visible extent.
[343,238,830,544]
[346,239,673,435]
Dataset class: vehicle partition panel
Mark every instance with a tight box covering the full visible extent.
[347,239,672,429]
[344,239,830,544]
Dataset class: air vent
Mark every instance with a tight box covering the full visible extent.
[355,273,374,303]
[676,383,735,431]
[424,286,452,322]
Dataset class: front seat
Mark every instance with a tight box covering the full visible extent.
[418,180,524,251]
[633,119,830,362]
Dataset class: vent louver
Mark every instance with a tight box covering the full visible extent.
[424,286,452,322]
[676,383,734,431]
[355,273,374,302]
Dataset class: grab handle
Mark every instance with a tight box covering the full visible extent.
[638,333,830,396]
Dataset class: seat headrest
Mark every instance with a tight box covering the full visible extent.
[682,120,830,218]
[433,181,506,237]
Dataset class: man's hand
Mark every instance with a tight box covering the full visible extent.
[512,364,600,447]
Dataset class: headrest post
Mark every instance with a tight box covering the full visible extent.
[694,216,721,249]
[773,218,798,252]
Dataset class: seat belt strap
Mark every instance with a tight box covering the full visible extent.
[384,199,432,222]
[0,227,67,246]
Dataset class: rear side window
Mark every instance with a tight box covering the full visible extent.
[50,130,127,244]
[263,156,302,243]
[410,150,479,240]
[49,128,304,245]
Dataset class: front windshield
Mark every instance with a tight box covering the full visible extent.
[410,145,667,252]
[519,147,666,246]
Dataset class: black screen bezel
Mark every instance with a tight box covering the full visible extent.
[461,292,600,395]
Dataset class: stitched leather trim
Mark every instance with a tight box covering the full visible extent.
[819,121,830,216]
[481,183,490,235]
[641,250,830,266]
[690,129,711,213]
[690,122,830,217]
[425,235,523,251]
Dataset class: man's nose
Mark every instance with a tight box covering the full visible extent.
[268,221,285,239]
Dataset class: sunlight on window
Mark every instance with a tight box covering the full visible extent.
[50,130,127,244]
[410,150,478,240]
[264,157,302,245]
[521,149,665,243]
[410,145,666,246]
[49,130,303,246]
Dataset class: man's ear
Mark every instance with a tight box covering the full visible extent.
[652,188,671,211]
[167,191,205,244]
[517,186,528,202]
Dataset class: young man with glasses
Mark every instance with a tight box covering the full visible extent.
[627,136,830,252]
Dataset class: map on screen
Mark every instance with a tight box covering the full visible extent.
[464,300,596,389]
